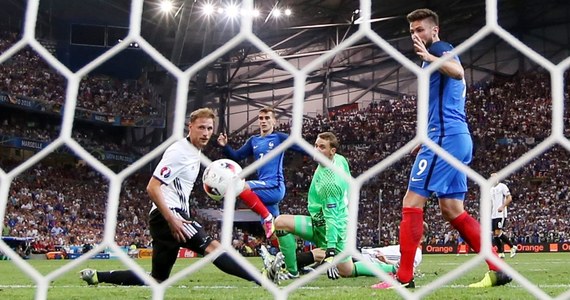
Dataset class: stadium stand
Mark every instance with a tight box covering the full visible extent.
[0,32,164,118]
[2,71,569,254]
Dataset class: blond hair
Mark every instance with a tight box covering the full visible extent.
[189,108,215,123]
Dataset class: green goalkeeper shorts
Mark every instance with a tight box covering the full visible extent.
[292,215,350,262]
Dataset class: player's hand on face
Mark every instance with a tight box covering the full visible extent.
[412,34,431,62]
[217,133,227,146]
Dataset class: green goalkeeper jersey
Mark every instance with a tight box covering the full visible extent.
[307,153,350,250]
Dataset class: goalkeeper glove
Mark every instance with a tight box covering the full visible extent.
[323,248,340,280]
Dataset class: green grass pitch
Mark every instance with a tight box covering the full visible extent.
[0,253,568,299]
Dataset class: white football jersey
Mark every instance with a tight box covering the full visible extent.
[151,138,201,215]
[361,245,422,268]
[490,182,510,219]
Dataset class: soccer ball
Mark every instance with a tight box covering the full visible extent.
[202,159,245,201]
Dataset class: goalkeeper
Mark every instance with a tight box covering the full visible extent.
[269,132,396,280]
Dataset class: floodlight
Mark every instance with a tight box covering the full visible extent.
[225,3,239,18]
[159,0,174,13]
[202,3,215,16]
[273,9,281,18]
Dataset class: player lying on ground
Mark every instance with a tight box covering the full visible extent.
[365,222,427,289]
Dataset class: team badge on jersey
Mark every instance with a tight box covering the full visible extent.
[269,141,274,149]
[160,166,171,178]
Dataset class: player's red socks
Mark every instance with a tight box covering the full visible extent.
[396,207,424,283]
[450,211,500,271]
[270,235,280,249]
[239,189,271,219]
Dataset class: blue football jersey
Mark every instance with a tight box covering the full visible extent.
[223,132,302,183]
[422,41,469,138]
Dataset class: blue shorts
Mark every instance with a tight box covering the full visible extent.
[408,134,472,199]
[247,179,285,217]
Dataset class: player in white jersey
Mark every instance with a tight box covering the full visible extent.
[490,173,517,258]
[369,222,427,289]
[80,108,259,286]
[362,245,422,270]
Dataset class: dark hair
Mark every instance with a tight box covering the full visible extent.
[407,8,439,26]
[317,132,339,150]
[189,108,215,123]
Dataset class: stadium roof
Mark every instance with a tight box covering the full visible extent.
[1,0,569,130]
[3,0,567,65]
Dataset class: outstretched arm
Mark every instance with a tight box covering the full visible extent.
[376,251,399,266]
[221,136,254,161]
[276,132,310,156]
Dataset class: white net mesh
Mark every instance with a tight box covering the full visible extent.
[0,0,568,299]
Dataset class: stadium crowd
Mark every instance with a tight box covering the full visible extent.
[0,111,144,158]
[0,31,163,118]
[3,162,153,254]
[2,71,570,256]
